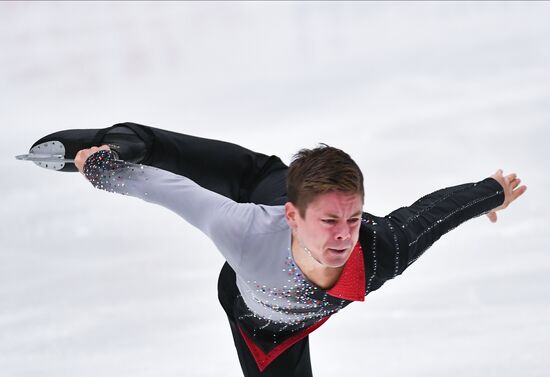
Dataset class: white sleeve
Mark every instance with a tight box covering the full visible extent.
[83,149,256,268]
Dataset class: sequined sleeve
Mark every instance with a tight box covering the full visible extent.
[83,149,258,268]
[375,177,505,279]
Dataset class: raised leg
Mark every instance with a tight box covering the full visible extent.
[102,122,288,204]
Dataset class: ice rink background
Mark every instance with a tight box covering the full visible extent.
[1,2,549,376]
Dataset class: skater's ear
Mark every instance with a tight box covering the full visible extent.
[285,202,301,228]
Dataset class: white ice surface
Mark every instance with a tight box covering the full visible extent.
[1,2,549,376]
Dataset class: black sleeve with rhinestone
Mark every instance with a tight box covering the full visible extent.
[386,178,504,267]
[379,177,505,277]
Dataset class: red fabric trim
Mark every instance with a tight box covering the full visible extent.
[327,242,365,302]
[238,317,330,372]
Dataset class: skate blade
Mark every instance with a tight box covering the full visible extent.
[16,140,69,170]
[15,153,74,163]
[16,140,122,171]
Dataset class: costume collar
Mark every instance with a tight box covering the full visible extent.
[327,242,365,301]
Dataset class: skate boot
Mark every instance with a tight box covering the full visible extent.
[16,123,150,172]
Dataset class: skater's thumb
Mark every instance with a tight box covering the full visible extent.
[487,211,497,223]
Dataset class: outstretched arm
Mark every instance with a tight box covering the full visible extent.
[76,146,262,270]
[387,177,504,268]
[370,171,526,282]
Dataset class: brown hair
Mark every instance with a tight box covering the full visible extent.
[287,143,364,218]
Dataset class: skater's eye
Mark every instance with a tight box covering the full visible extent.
[322,218,360,225]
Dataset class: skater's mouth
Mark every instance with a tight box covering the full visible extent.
[328,247,348,254]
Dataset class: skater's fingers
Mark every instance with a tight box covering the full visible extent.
[505,173,517,182]
[75,149,86,174]
[98,144,111,151]
[75,146,111,175]
[75,149,87,164]
[75,148,94,174]
[510,185,528,203]
[489,169,507,193]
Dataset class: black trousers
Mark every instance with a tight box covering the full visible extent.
[101,123,313,377]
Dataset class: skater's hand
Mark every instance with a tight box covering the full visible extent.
[486,169,527,223]
[75,145,111,175]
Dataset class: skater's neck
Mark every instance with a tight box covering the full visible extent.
[290,236,344,290]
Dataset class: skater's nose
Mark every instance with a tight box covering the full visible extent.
[334,222,352,241]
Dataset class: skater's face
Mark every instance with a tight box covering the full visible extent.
[285,191,363,268]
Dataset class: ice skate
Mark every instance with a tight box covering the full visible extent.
[16,123,147,172]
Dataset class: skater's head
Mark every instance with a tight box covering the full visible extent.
[286,143,364,218]
[285,144,364,268]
